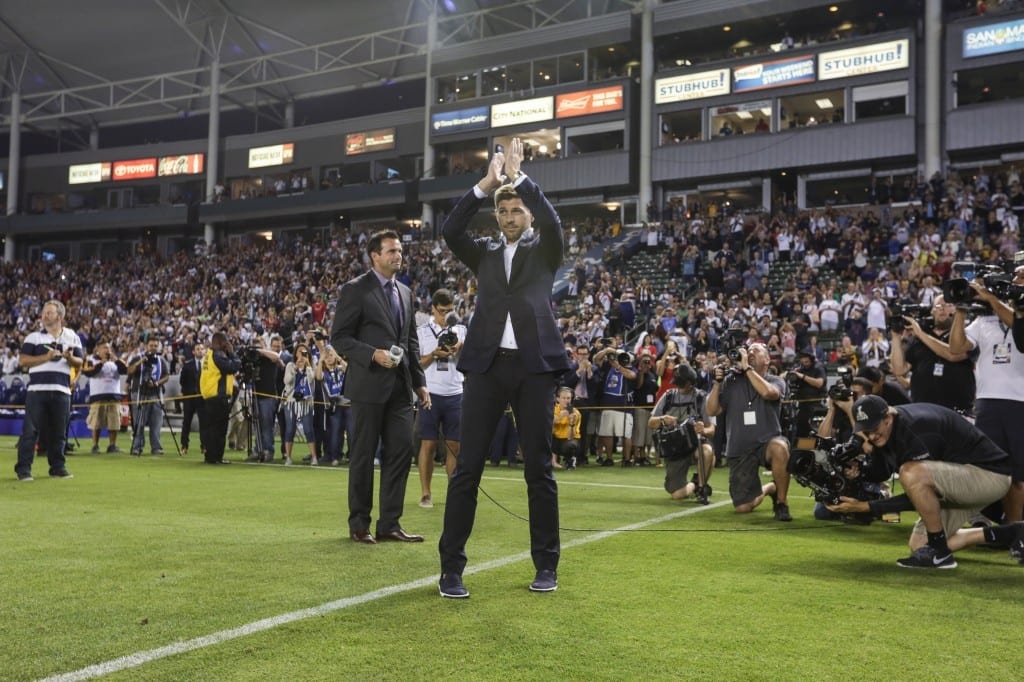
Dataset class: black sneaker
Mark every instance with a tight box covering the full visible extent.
[17,472,33,482]
[600,458,614,467]
[896,546,957,569]
[566,456,577,471]
[774,502,793,522]
[529,569,558,593]
[438,573,469,599]
[49,470,74,479]
[1010,523,1024,564]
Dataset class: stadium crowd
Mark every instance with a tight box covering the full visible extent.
[2,167,1022,477]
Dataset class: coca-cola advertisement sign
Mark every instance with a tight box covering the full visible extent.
[158,153,205,176]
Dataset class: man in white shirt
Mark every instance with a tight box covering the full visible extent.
[415,289,467,509]
[949,280,1024,528]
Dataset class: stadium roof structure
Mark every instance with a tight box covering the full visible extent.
[0,0,640,138]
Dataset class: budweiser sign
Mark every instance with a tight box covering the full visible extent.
[556,86,624,118]
[112,158,157,181]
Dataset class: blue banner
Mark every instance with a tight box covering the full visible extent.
[733,56,815,93]
[963,18,1024,58]
[431,106,490,135]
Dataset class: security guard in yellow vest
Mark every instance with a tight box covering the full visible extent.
[200,332,241,464]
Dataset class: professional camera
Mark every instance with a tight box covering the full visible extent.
[941,261,1009,306]
[720,328,746,363]
[436,313,460,350]
[788,436,883,522]
[835,365,853,388]
[237,345,262,384]
[828,383,853,401]
[887,302,932,332]
[786,371,803,393]
[312,330,326,341]
[616,350,634,366]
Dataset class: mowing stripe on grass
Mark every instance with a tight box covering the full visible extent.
[41,500,729,682]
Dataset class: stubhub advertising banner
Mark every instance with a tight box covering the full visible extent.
[818,39,909,80]
[963,17,1024,58]
[431,106,490,135]
[733,56,815,93]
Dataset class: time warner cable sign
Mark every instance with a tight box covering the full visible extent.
[733,56,815,93]
[431,106,489,135]
[963,17,1024,58]
[818,39,909,80]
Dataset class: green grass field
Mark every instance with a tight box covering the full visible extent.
[2,433,1023,681]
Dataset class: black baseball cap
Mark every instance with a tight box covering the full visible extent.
[852,395,889,433]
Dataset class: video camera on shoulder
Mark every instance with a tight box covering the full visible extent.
[887,301,932,332]
[942,260,1013,308]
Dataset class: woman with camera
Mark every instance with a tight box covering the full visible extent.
[282,343,318,466]
[315,346,347,466]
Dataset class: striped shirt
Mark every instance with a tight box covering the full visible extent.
[21,327,84,395]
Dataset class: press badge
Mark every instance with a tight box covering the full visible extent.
[993,343,1011,364]
[932,363,944,377]
[743,410,757,426]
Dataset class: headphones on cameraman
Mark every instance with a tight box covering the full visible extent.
[672,363,697,388]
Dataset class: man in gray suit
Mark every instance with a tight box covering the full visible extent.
[438,138,569,598]
[331,229,430,545]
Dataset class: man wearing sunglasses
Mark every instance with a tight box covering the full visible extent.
[827,395,1023,569]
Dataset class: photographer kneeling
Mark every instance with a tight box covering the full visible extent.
[706,343,793,521]
[200,332,242,465]
[649,363,714,503]
[826,395,1024,569]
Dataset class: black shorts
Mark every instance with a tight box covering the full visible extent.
[975,399,1024,481]
[728,443,772,507]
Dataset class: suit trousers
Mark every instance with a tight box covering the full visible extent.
[180,396,206,452]
[439,354,560,575]
[347,376,416,534]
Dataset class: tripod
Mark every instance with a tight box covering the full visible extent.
[692,429,712,505]
[229,381,265,462]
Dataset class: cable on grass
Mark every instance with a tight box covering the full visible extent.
[477,485,847,533]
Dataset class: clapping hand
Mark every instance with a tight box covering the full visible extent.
[503,137,523,178]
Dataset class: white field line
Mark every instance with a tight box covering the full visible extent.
[41,500,729,682]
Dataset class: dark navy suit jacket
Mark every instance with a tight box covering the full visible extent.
[443,175,570,376]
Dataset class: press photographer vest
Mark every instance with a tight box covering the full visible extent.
[200,349,235,399]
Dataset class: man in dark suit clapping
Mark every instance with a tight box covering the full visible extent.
[331,230,430,545]
[178,343,206,457]
[438,138,569,598]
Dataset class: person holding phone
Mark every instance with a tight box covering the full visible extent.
[331,230,430,545]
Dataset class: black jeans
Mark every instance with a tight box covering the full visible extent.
[202,395,232,463]
[16,391,71,476]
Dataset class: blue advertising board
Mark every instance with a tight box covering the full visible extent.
[431,106,490,135]
[963,18,1024,58]
[733,56,815,93]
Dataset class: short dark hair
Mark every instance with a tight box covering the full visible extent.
[366,229,401,257]
[493,183,520,208]
[857,366,883,384]
[432,288,454,307]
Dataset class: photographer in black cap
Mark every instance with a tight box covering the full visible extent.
[827,395,1024,569]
